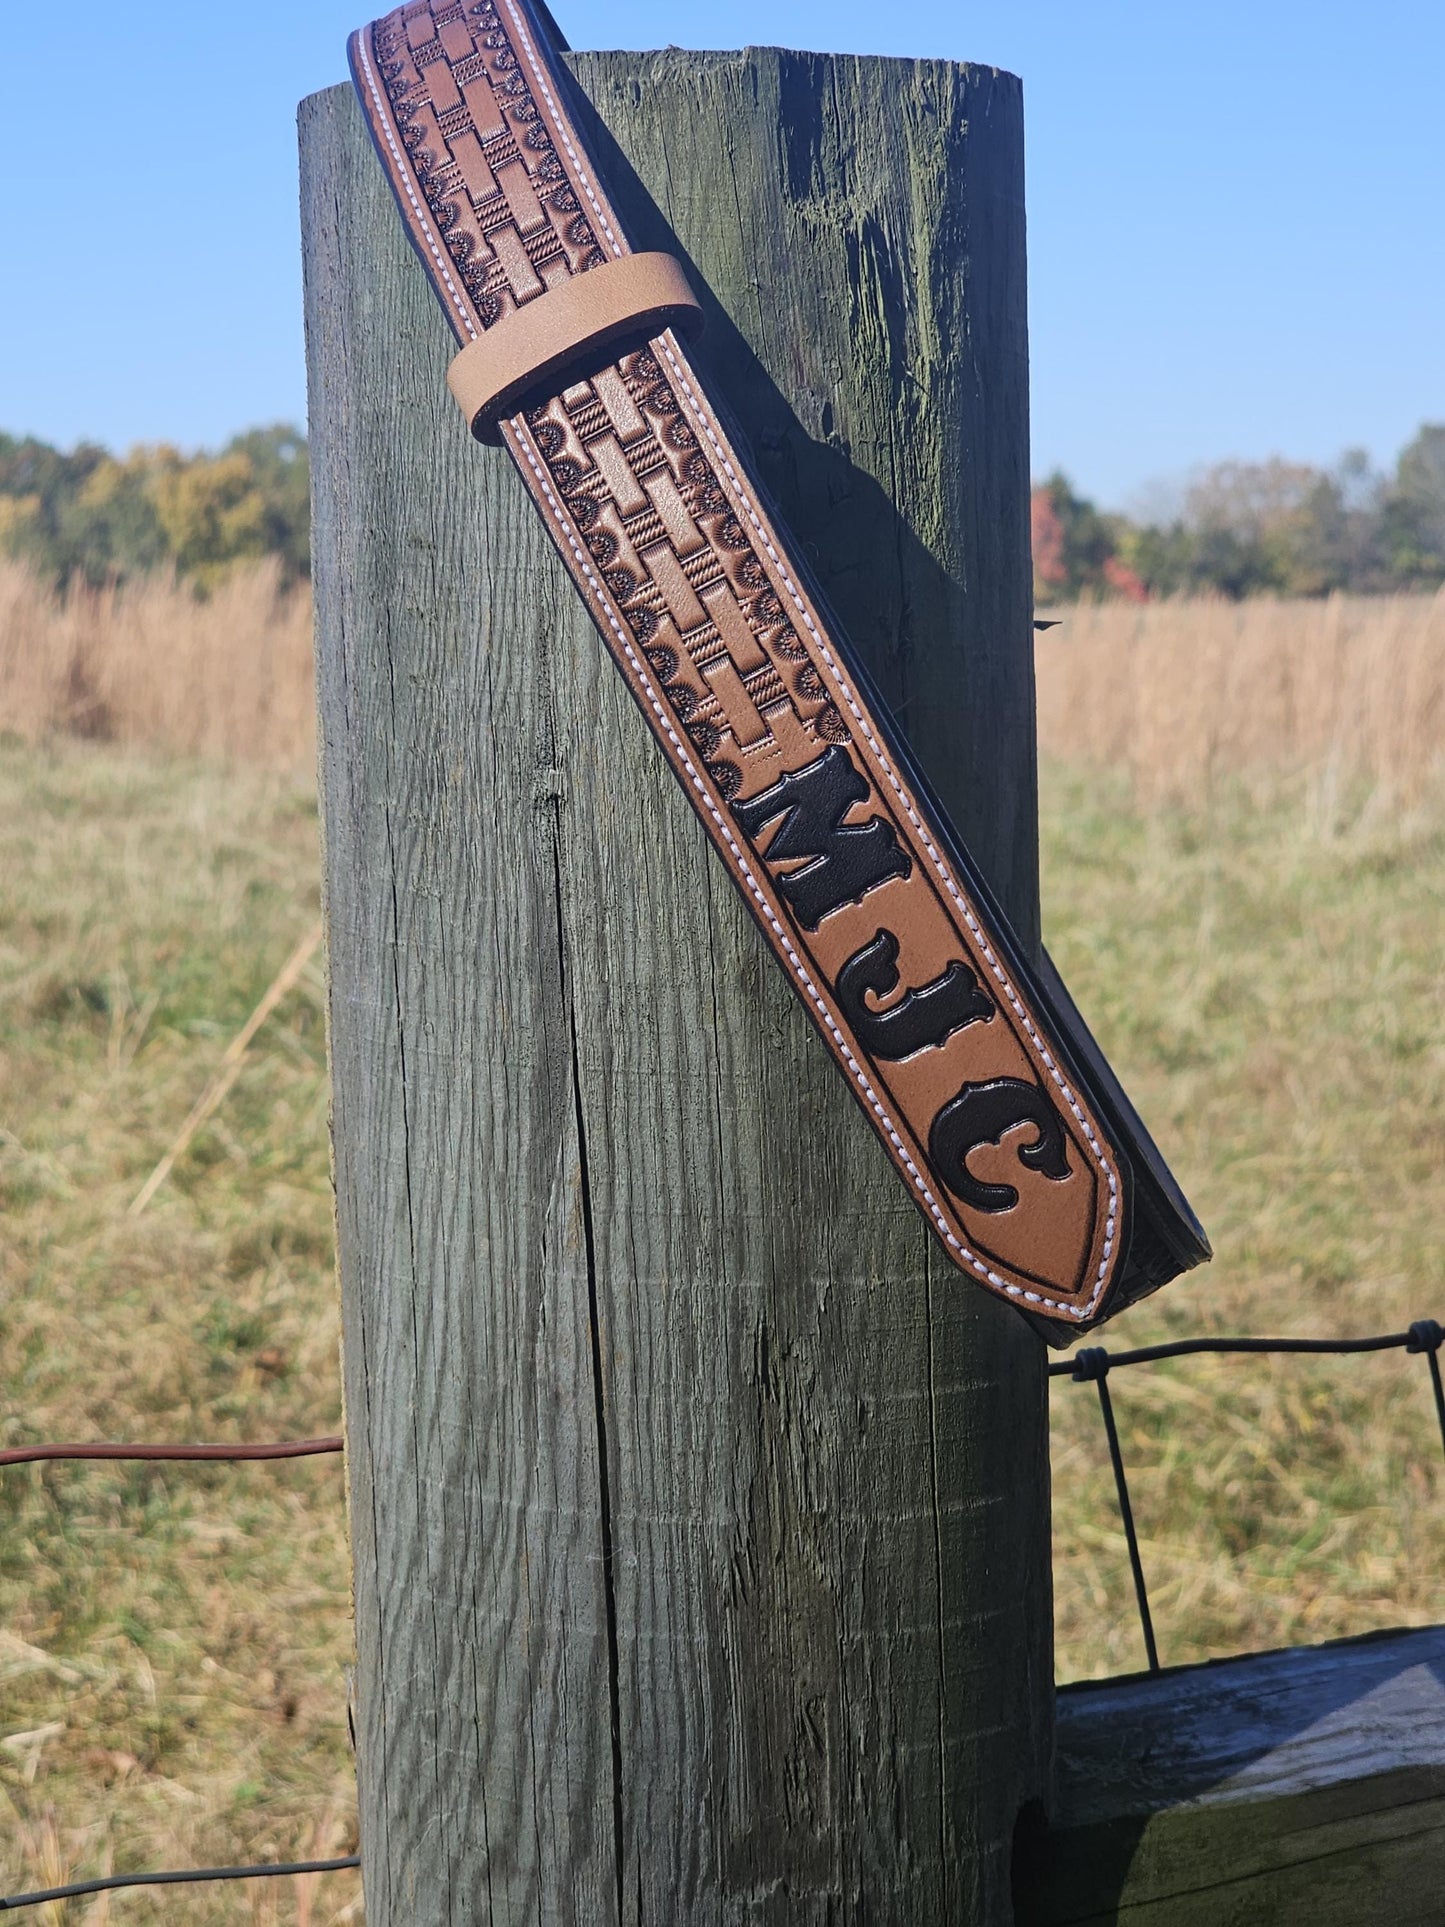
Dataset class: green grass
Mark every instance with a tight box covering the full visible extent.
[0,742,355,1921]
[0,741,1441,1912]
[1042,762,1445,1676]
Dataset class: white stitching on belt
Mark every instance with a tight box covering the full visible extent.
[503,0,626,260]
[354,28,481,341]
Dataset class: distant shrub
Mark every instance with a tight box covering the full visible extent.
[1033,426,1445,605]
[0,425,309,590]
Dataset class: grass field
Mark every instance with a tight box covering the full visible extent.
[1043,765,1444,1675]
[0,747,355,1921]
[1,587,1443,1913]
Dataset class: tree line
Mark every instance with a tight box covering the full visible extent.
[0,426,309,592]
[1033,424,1445,604]
[3,421,1442,605]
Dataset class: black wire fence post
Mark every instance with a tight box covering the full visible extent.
[1071,1347,1160,1675]
[1407,1320,1445,1461]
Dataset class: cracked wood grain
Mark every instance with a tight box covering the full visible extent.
[302,46,1048,1925]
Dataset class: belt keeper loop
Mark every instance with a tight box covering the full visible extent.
[447,251,704,439]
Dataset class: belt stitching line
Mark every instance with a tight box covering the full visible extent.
[502,0,626,259]
[356,27,480,341]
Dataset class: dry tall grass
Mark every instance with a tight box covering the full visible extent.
[1036,592,1445,807]
[0,561,314,772]
[6,564,1443,811]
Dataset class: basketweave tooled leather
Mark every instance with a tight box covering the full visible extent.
[346,0,1211,1339]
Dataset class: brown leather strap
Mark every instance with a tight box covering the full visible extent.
[346,0,1210,1336]
[447,250,703,430]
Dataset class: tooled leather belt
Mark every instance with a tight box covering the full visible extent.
[346,0,1210,1339]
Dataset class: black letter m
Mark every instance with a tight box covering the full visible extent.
[732,745,912,930]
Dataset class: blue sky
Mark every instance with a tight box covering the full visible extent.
[2,1,1439,506]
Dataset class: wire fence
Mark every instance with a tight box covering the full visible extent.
[1,1434,349,1915]
[0,1437,343,1467]
[4,1320,1442,1909]
[0,1858,361,1915]
[1050,1317,1445,1674]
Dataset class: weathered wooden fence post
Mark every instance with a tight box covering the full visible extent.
[302,44,1047,1923]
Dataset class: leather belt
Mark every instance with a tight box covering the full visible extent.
[346,0,1211,1338]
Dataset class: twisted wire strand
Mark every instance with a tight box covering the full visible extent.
[0,1856,360,1912]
